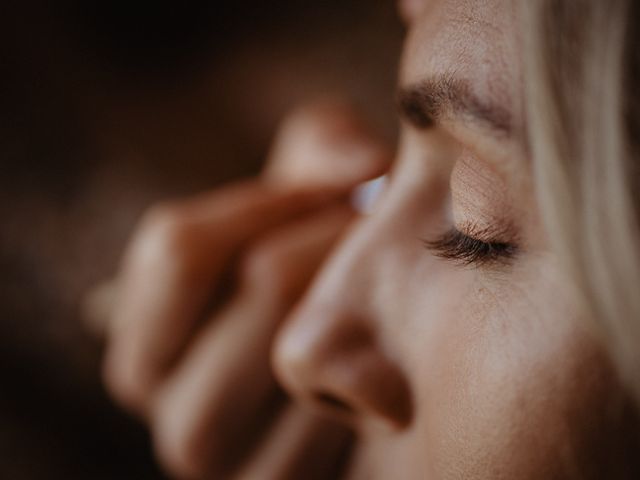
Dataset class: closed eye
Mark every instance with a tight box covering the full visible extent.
[424,227,517,266]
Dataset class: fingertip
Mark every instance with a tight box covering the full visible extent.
[264,99,392,190]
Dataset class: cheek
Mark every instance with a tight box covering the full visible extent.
[403,260,613,479]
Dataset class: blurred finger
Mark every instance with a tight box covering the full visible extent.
[263,100,392,189]
[234,406,354,480]
[150,204,354,478]
[104,182,344,414]
[151,297,285,479]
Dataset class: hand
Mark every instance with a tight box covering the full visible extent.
[98,101,390,479]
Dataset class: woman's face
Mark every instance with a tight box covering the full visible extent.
[274,1,618,478]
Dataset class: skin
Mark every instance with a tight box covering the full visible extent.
[103,0,637,478]
[102,102,392,479]
[276,1,630,479]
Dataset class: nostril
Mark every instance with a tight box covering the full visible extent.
[313,391,354,415]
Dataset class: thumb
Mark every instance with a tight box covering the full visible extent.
[263,100,392,190]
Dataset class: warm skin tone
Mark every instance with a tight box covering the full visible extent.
[103,0,630,479]
[276,2,619,478]
[102,101,391,479]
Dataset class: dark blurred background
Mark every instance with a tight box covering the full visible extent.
[0,1,402,478]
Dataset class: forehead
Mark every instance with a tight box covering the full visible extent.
[400,0,521,119]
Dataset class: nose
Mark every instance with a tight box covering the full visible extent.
[273,300,413,430]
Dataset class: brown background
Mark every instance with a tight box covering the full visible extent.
[0,1,402,478]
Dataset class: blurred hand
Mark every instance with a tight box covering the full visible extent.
[98,101,390,479]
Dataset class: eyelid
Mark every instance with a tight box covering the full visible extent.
[457,221,518,246]
[425,226,518,267]
[450,154,512,234]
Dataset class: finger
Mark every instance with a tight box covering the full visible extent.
[150,204,354,479]
[234,406,354,480]
[104,182,345,414]
[151,297,286,480]
[88,108,377,336]
[263,100,392,189]
[86,184,341,336]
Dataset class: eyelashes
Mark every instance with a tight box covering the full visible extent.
[424,226,517,266]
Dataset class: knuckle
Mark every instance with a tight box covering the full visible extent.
[142,203,191,251]
[133,203,200,274]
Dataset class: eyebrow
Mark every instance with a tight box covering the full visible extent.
[397,74,514,138]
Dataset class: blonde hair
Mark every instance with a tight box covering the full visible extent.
[522,0,640,402]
